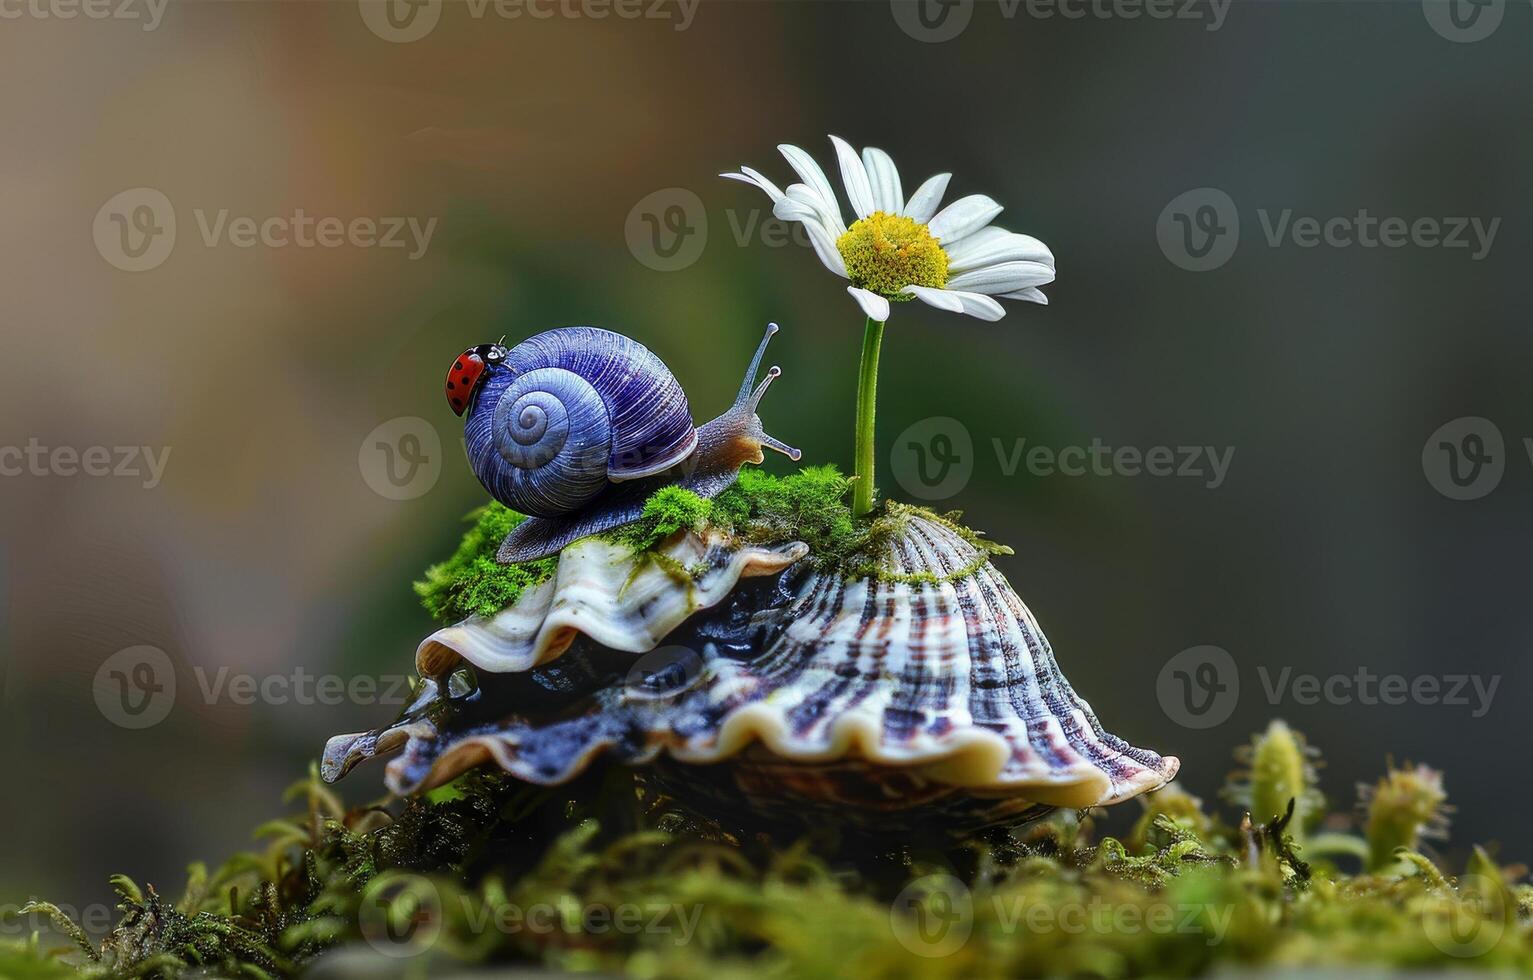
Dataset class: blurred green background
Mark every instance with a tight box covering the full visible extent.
[1,0,1530,933]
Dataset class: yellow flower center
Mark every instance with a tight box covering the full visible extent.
[836,211,949,300]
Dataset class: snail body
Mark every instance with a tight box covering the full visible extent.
[448,324,799,562]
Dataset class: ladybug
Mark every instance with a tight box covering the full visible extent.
[445,343,508,417]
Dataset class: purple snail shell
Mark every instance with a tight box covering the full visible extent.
[465,327,698,519]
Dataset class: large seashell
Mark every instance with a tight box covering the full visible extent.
[324,507,1178,832]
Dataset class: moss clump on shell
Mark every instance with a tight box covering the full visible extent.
[413,505,557,622]
[414,466,997,624]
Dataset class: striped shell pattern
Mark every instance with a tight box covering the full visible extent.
[322,507,1178,831]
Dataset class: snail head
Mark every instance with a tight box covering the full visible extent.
[693,322,802,476]
[445,341,510,417]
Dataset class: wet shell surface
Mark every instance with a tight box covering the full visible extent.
[324,507,1179,831]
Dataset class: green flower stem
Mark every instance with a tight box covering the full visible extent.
[852,315,886,519]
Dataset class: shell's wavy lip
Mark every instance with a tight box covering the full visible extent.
[340,699,1178,807]
[416,531,809,678]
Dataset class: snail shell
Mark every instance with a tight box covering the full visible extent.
[323,507,1179,833]
[465,327,697,518]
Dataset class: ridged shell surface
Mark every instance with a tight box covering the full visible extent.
[323,508,1178,829]
[502,327,696,479]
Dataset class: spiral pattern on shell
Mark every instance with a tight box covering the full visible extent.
[464,328,698,518]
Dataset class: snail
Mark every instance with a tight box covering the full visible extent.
[447,323,800,563]
[323,506,1180,834]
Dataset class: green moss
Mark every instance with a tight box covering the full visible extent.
[1223,720,1324,843]
[1362,763,1451,872]
[414,468,873,624]
[708,465,861,559]
[604,485,714,554]
[413,505,558,623]
[13,732,1533,979]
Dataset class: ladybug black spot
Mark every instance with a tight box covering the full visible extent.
[447,381,455,389]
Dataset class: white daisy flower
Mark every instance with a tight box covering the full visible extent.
[722,136,1056,323]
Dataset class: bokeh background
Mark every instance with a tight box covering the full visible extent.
[2,0,1530,933]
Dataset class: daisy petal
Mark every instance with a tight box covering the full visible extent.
[901,285,965,312]
[847,286,891,322]
[802,219,849,278]
[785,182,845,232]
[772,198,819,223]
[830,135,877,220]
[903,173,951,224]
[946,260,1056,295]
[946,226,1055,273]
[860,146,904,215]
[778,144,845,234]
[929,194,1004,244]
[998,287,1049,305]
[720,168,787,207]
[946,290,1007,322]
